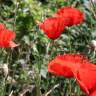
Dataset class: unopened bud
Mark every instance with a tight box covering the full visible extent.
[92,0,96,3]
[3,64,8,77]
[91,40,96,50]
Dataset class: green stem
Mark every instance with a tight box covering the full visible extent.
[36,72,41,96]
[68,80,72,96]
[90,0,96,19]
[68,30,72,53]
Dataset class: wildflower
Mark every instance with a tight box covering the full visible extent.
[0,24,5,31]
[74,63,96,95]
[55,6,84,26]
[48,54,96,95]
[40,17,65,39]
[39,6,84,39]
[89,90,96,96]
[48,54,88,78]
[0,24,17,48]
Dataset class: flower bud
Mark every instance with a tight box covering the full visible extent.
[91,40,96,50]
[3,64,8,77]
[92,0,96,3]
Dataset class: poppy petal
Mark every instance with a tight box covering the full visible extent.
[8,41,18,48]
[74,64,96,95]
[40,17,65,39]
[48,54,87,78]
[89,90,96,96]
[0,25,17,48]
[0,24,5,31]
[55,6,84,26]
[73,71,89,95]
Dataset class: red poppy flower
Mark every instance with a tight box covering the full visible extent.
[48,53,96,95]
[55,6,84,26]
[48,54,88,78]
[89,90,96,96]
[40,17,65,39]
[0,24,17,48]
[0,24,5,31]
[74,63,96,95]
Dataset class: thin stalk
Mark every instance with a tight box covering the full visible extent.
[67,80,72,96]
[68,30,72,53]
[8,0,18,94]
[67,30,72,95]
[35,54,42,96]
[13,0,19,32]
[45,83,59,96]
[36,72,41,96]
[77,87,81,96]
[90,0,96,19]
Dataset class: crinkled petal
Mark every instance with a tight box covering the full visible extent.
[0,25,17,48]
[55,6,84,26]
[48,54,87,78]
[73,71,89,95]
[89,90,96,96]
[0,24,5,31]
[40,17,65,39]
[74,64,96,95]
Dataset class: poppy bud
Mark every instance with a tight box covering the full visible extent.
[3,64,8,77]
[91,40,96,50]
